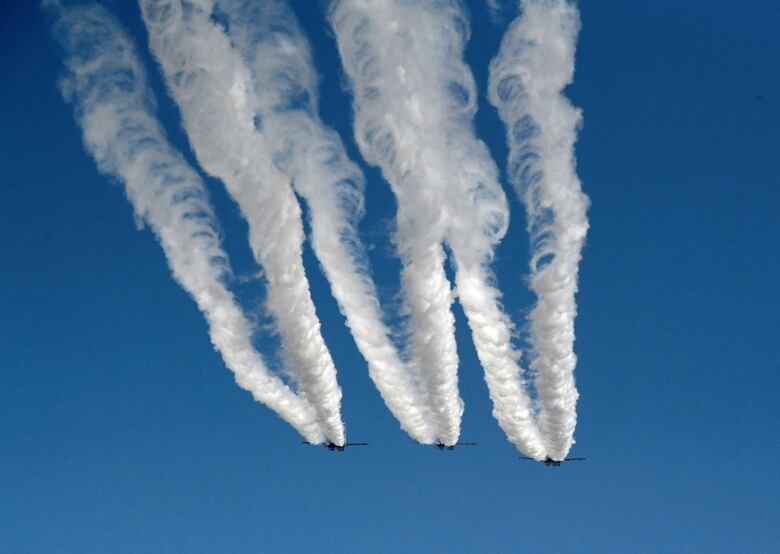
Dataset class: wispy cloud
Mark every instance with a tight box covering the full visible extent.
[486,0,510,26]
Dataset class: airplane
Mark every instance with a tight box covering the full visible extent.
[302,441,369,451]
[434,441,479,450]
[519,456,586,466]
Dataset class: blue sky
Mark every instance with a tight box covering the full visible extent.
[2,0,779,552]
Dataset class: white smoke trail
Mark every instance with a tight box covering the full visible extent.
[139,0,346,445]
[331,0,553,456]
[45,1,324,442]
[488,0,589,459]
[214,0,436,443]
[329,0,474,445]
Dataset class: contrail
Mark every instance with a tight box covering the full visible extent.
[45,1,324,443]
[330,0,552,456]
[214,0,436,443]
[139,0,346,445]
[329,0,471,445]
[489,0,589,459]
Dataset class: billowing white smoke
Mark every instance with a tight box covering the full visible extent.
[489,0,589,459]
[139,0,346,445]
[330,0,552,454]
[47,0,587,456]
[214,0,436,443]
[329,0,474,445]
[46,2,324,442]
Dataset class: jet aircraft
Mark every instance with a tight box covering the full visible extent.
[519,456,586,466]
[302,441,369,451]
[434,441,478,450]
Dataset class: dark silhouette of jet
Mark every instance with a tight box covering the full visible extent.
[519,456,586,466]
[434,441,478,450]
[302,441,368,451]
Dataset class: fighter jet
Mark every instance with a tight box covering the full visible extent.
[434,441,479,450]
[519,456,586,466]
[302,441,369,451]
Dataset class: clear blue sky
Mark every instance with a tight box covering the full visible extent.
[2,1,779,552]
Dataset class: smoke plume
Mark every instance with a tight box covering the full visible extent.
[489,0,589,459]
[47,1,325,442]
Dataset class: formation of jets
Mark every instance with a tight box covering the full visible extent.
[303,441,585,466]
